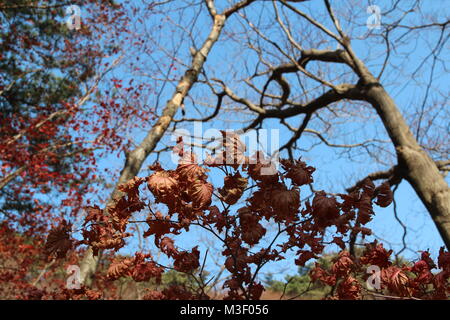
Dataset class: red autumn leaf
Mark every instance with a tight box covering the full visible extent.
[144,211,179,241]
[132,261,164,283]
[173,247,200,273]
[331,251,354,277]
[282,159,315,186]
[176,152,207,182]
[381,266,411,297]
[83,205,103,226]
[189,181,213,209]
[160,236,179,258]
[270,187,300,221]
[117,176,145,201]
[438,247,450,273]
[310,263,336,286]
[44,220,74,259]
[147,171,178,202]
[374,182,393,207]
[361,178,376,197]
[295,250,317,266]
[359,242,392,268]
[249,282,265,300]
[238,207,266,245]
[336,276,361,300]
[356,193,374,225]
[218,172,248,205]
[312,191,340,227]
[220,130,246,165]
[107,258,133,280]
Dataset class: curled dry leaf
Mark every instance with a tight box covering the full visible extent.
[218,172,248,205]
[281,158,315,186]
[270,187,300,221]
[336,276,361,300]
[359,241,392,268]
[189,181,213,209]
[312,191,340,227]
[381,266,411,297]
[173,246,200,273]
[107,257,134,280]
[147,171,178,203]
[331,251,354,277]
[238,207,266,245]
[44,220,73,259]
[374,182,393,207]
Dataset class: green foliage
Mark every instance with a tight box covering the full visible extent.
[265,254,335,299]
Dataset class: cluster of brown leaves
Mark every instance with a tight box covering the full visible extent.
[80,177,146,255]
[41,133,448,300]
[107,252,164,283]
[310,242,450,300]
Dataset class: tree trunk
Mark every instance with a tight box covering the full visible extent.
[79,14,227,286]
[364,81,450,249]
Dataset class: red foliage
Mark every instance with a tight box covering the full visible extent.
[62,134,447,300]
[3,132,448,300]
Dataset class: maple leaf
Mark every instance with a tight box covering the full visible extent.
[281,159,315,186]
[332,237,346,250]
[147,171,178,203]
[360,242,392,268]
[312,191,340,227]
[219,172,248,205]
[241,225,266,246]
[331,251,354,277]
[176,152,207,182]
[117,176,145,201]
[44,220,73,259]
[433,270,449,298]
[245,152,279,183]
[173,247,200,273]
[381,266,411,297]
[295,250,317,266]
[132,261,164,283]
[411,260,434,284]
[355,193,374,225]
[336,276,361,300]
[107,258,133,280]
[83,205,103,226]
[189,181,213,209]
[204,206,227,233]
[160,236,179,258]
[360,178,376,197]
[420,250,436,269]
[249,282,265,300]
[374,182,393,207]
[310,263,336,286]
[437,247,450,273]
[144,211,179,242]
[220,130,246,165]
[270,187,300,221]
[173,136,184,157]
